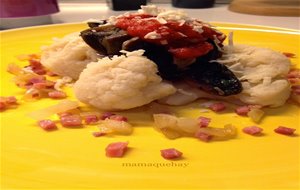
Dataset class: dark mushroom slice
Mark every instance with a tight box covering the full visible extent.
[142,44,183,80]
[101,30,131,55]
[80,25,131,55]
[186,60,242,96]
[122,37,141,51]
[123,39,182,80]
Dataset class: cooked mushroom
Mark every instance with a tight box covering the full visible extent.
[186,60,242,96]
[80,25,131,55]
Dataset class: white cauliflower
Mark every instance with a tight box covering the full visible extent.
[40,32,98,79]
[74,50,176,110]
[218,44,291,107]
[227,45,290,83]
[160,44,291,107]
[239,79,291,107]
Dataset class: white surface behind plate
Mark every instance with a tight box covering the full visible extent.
[51,3,299,30]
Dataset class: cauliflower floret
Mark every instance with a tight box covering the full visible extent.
[160,44,292,107]
[233,45,290,83]
[41,32,98,79]
[74,50,176,110]
[220,44,291,107]
[239,79,291,107]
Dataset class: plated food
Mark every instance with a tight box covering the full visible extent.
[39,5,297,110]
[2,5,299,144]
[1,6,299,189]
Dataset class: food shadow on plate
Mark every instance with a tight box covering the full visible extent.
[263,102,299,117]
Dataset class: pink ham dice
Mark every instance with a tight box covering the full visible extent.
[0,102,5,110]
[242,126,263,135]
[38,119,57,131]
[28,59,47,75]
[209,102,226,112]
[195,131,213,142]
[48,91,67,99]
[84,115,99,124]
[109,115,128,122]
[198,116,211,128]
[5,96,17,104]
[105,142,129,158]
[92,131,106,137]
[160,148,183,160]
[274,126,296,136]
[0,96,18,111]
[235,106,250,116]
[60,114,82,127]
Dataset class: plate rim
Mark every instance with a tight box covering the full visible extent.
[1,20,299,190]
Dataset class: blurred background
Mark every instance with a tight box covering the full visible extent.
[58,0,230,4]
[0,0,299,29]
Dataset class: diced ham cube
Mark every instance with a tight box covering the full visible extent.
[209,102,226,112]
[293,88,300,95]
[38,120,57,131]
[29,59,42,67]
[32,68,47,75]
[235,106,250,116]
[287,69,300,78]
[29,76,46,84]
[288,78,300,84]
[48,91,66,99]
[283,52,296,58]
[0,102,6,110]
[242,126,263,135]
[109,115,128,122]
[6,96,17,104]
[291,85,300,95]
[28,59,47,75]
[198,116,211,128]
[160,148,183,160]
[0,96,18,111]
[105,142,128,158]
[84,115,99,124]
[195,131,213,142]
[100,112,115,120]
[92,131,106,137]
[33,82,47,89]
[292,85,300,90]
[274,126,296,136]
[60,114,82,127]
